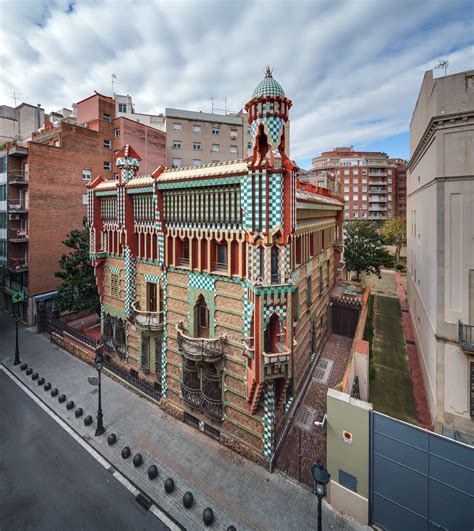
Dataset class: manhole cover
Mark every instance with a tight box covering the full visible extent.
[294,406,317,432]
[313,358,334,385]
[88,376,99,386]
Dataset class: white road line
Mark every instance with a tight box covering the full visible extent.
[1,365,180,530]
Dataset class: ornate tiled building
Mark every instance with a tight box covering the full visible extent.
[89,69,344,462]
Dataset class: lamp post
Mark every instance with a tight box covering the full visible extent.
[94,351,105,436]
[13,307,20,365]
[311,459,330,531]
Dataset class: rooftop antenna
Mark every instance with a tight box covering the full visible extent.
[13,91,22,107]
[434,59,449,76]
[111,73,117,97]
[211,97,215,114]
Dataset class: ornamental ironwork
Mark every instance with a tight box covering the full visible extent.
[176,322,226,362]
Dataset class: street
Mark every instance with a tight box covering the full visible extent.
[0,369,167,531]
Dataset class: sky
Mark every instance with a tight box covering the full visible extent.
[1,0,473,168]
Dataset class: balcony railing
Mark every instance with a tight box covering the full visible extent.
[9,258,28,271]
[213,261,228,274]
[369,187,386,193]
[369,181,387,186]
[369,196,387,203]
[176,321,226,362]
[178,257,190,268]
[131,301,164,331]
[8,201,28,212]
[459,321,474,352]
[181,383,202,408]
[369,171,386,177]
[263,346,291,365]
[9,228,28,242]
[8,170,28,185]
[368,206,387,212]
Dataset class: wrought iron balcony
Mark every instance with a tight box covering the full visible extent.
[181,383,201,409]
[131,301,164,331]
[459,321,474,352]
[9,258,28,272]
[176,321,226,362]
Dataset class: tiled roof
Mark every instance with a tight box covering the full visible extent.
[296,188,344,207]
[252,76,285,98]
[158,160,248,182]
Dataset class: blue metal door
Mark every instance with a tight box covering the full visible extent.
[370,412,474,530]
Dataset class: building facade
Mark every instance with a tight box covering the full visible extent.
[89,70,343,462]
[389,158,408,218]
[0,102,45,143]
[312,147,399,221]
[0,93,165,326]
[407,69,474,442]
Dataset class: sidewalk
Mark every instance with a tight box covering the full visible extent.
[0,312,367,531]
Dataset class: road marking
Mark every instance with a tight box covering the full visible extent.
[0,365,181,531]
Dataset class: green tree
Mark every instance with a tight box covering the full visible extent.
[54,218,100,314]
[381,217,406,267]
[343,221,387,281]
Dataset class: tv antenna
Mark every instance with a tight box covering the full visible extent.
[13,91,22,107]
[434,59,449,76]
[111,74,117,97]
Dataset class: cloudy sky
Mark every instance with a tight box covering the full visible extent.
[1,0,473,167]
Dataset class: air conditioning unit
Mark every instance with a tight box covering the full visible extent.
[9,214,20,220]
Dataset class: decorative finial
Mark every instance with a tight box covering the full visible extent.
[264,65,273,78]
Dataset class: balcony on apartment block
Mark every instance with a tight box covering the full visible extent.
[459,321,474,352]
[176,321,226,363]
[369,186,386,193]
[369,181,387,186]
[8,200,28,213]
[369,170,387,177]
[9,257,28,272]
[9,228,28,242]
[8,170,28,186]
[131,301,164,331]
[368,205,387,212]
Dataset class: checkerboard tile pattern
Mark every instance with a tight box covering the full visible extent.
[263,380,275,458]
[263,304,287,326]
[144,273,161,283]
[269,172,283,230]
[189,272,215,291]
[124,245,136,318]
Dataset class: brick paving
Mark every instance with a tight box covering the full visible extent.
[275,334,353,488]
[0,312,367,531]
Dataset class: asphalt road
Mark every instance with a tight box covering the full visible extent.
[0,369,168,531]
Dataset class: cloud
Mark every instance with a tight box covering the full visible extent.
[0,0,473,165]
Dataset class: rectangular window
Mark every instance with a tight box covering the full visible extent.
[114,128,120,138]
[0,212,7,228]
[362,186,367,192]
[173,123,182,131]
[388,169,393,175]
[193,142,201,151]
[344,178,350,184]
[82,193,88,205]
[247,142,252,150]
[353,186,359,192]
[212,127,220,135]
[307,274,312,308]
[319,264,323,294]
[344,169,350,175]
[362,195,367,201]
[118,103,127,113]
[362,203,367,209]
[192,159,201,166]
[362,177,367,183]
[344,195,350,201]
[353,169,359,175]
[172,140,182,149]
[344,186,349,193]
[388,177,392,183]
[353,212,358,218]
[216,243,228,272]
[103,139,111,149]
[111,273,119,297]
[230,145,238,154]
[172,158,182,168]
[103,113,111,122]
[103,161,111,170]
[388,186,392,192]
[211,144,220,152]
[114,173,119,180]
[193,124,201,133]
[230,128,238,139]
[362,169,367,175]
[82,169,92,180]
[146,282,157,312]
[388,195,392,200]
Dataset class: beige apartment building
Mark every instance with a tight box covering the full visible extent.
[407,68,474,442]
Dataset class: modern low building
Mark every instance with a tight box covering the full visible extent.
[0,92,165,326]
[312,147,399,221]
[88,69,343,462]
[407,68,474,442]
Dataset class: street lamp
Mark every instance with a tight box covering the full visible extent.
[94,351,105,436]
[13,311,21,365]
[311,459,331,531]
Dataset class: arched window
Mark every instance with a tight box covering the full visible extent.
[194,295,209,338]
[271,246,279,284]
[259,246,265,281]
[264,313,281,353]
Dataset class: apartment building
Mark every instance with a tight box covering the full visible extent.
[407,69,474,442]
[88,69,343,462]
[389,158,408,218]
[114,94,166,132]
[312,148,398,221]
[0,92,165,326]
[0,102,45,143]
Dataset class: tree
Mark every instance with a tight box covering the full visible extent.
[343,221,387,281]
[54,218,100,314]
[381,217,406,267]
[0,261,9,287]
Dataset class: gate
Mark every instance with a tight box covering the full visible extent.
[37,302,54,334]
[370,412,473,530]
[331,303,359,337]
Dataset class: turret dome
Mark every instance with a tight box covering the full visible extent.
[252,66,285,99]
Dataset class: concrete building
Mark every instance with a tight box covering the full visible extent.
[88,69,343,462]
[0,103,45,143]
[407,68,474,442]
[312,148,399,221]
[0,92,165,326]
[114,94,165,132]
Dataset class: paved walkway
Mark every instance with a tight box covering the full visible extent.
[0,312,367,531]
[275,334,353,487]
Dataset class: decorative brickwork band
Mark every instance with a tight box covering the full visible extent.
[124,245,136,318]
[263,380,276,458]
